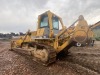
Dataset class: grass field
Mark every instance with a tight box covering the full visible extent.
[93,29,100,41]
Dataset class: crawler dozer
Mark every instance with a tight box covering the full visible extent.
[10,10,99,65]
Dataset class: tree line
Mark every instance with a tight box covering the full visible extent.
[0,32,25,39]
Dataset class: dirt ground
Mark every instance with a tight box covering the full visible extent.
[0,41,100,75]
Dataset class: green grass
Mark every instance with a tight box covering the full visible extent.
[93,29,100,41]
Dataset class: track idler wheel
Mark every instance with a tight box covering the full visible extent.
[32,45,56,66]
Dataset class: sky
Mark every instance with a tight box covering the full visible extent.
[0,0,100,33]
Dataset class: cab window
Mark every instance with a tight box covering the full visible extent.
[40,15,48,28]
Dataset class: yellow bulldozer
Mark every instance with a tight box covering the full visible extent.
[10,10,99,65]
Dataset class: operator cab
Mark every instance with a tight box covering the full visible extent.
[37,11,64,38]
[40,14,59,30]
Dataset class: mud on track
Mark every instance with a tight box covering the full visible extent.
[0,41,100,75]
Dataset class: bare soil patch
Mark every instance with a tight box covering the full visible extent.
[0,41,100,75]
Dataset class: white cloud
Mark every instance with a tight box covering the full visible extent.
[0,0,100,33]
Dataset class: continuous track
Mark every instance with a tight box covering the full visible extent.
[12,42,57,66]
